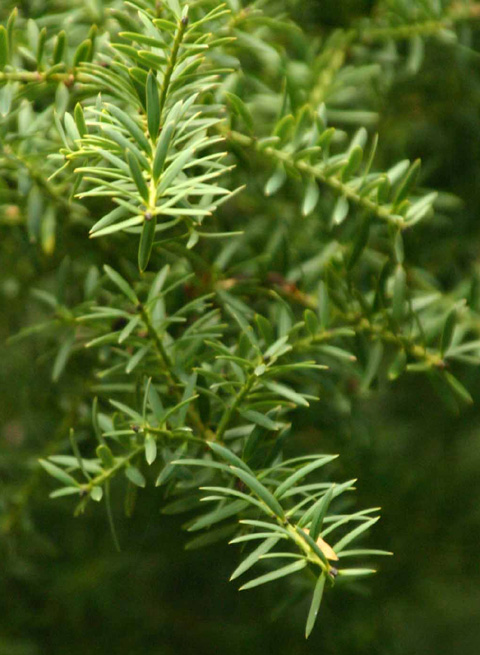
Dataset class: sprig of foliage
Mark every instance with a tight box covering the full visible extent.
[3,0,480,641]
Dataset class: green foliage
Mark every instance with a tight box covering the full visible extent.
[2,0,480,649]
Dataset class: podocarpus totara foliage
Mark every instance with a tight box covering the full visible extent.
[1,0,480,640]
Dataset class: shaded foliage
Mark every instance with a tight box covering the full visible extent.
[1,0,480,653]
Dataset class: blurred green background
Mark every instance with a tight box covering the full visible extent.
[2,1,480,654]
